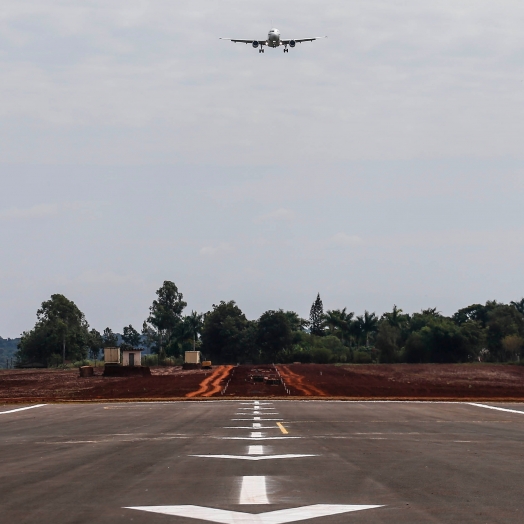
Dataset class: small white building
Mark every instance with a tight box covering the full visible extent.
[104,347,120,364]
[184,351,201,364]
[122,350,142,367]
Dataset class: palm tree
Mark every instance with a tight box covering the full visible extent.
[383,305,406,329]
[324,309,343,334]
[511,299,524,315]
[356,310,378,347]
[185,311,203,351]
[421,307,441,317]
[324,308,355,345]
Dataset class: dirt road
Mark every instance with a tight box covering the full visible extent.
[185,365,234,397]
[278,365,327,396]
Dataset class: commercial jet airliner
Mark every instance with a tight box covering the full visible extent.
[220,28,327,53]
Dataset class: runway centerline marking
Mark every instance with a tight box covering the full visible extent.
[125,504,384,523]
[249,445,264,455]
[239,476,269,504]
[277,422,288,435]
[468,403,524,415]
[0,404,46,415]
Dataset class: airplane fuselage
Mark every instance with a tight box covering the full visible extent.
[267,28,281,47]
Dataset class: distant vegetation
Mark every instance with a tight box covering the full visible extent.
[0,337,20,367]
[12,281,524,367]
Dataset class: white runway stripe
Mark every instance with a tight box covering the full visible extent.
[220,436,300,440]
[190,454,317,461]
[468,403,524,415]
[0,404,46,415]
[239,476,269,504]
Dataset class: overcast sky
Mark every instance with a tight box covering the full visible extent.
[2,0,524,337]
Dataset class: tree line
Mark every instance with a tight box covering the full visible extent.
[15,280,524,366]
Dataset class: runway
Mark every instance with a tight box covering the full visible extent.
[1,400,524,523]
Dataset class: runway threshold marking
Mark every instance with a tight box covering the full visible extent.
[468,403,524,415]
[126,504,384,522]
[0,404,46,415]
[277,422,288,434]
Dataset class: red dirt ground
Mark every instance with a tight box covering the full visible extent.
[2,364,524,402]
[277,363,524,399]
[220,365,288,397]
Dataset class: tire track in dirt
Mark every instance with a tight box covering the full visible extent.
[277,365,328,396]
[186,365,234,397]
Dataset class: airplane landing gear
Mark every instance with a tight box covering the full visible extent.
[284,48,289,53]
[259,48,265,53]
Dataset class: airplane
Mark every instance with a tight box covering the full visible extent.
[220,28,327,53]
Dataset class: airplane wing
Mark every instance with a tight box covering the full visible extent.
[281,37,327,44]
[219,38,266,45]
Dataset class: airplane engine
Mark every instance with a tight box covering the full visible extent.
[252,41,259,48]
[289,40,296,48]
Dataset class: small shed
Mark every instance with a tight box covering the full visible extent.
[104,347,120,364]
[185,351,201,364]
[122,350,142,367]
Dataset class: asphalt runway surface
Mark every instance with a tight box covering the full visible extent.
[1,401,524,523]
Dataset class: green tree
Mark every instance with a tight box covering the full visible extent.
[382,305,409,329]
[375,322,400,363]
[283,311,309,332]
[17,294,90,365]
[256,310,293,362]
[309,293,325,336]
[88,329,103,361]
[143,281,187,362]
[511,298,524,315]
[185,311,203,351]
[201,301,253,363]
[356,310,378,346]
[121,325,141,351]
[502,335,524,361]
[452,302,497,327]
[103,327,118,348]
[485,304,524,360]
[324,308,354,345]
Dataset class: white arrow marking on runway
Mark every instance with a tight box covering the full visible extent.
[190,454,317,461]
[125,504,384,523]
[240,476,269,504]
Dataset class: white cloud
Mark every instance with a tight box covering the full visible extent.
[0,203,59,220]
[199,242,232,256]
[0,201,100,221]
[78,271,142,285]
[256,208,295,223]
[328,233,363,247]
